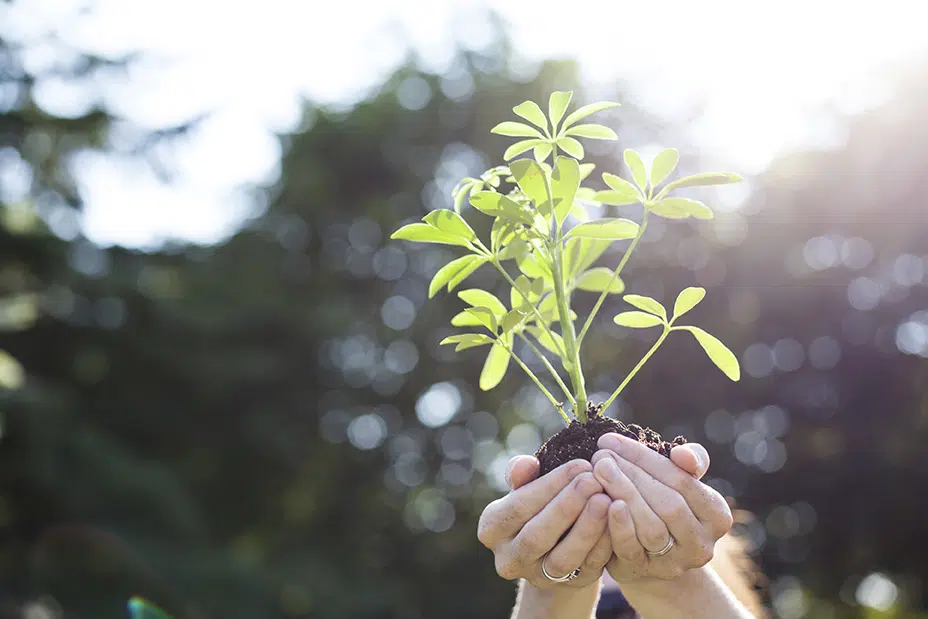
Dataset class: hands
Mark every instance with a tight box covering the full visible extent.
[477,433,733,589]
[592,433,734,583]
[476,457,614,589]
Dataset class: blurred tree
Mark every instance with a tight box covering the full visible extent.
[3,3,928,617]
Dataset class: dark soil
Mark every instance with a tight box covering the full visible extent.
[534,402,687,476]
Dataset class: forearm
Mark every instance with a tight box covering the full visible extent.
[510,579,601,619]
[617,565,756,619]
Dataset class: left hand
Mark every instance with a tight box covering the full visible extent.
[592,433,734,583]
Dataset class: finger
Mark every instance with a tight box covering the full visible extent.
[511,472,602,562]
[478,459,591,546]
[539,493,610,578]
[670,444,710,479]
[583,529,615,572]
[609,455,703,552]
[599,433,717,521]
[592,455,670,554]
[607,500,645,563]
[506,455,540,490]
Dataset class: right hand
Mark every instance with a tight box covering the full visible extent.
[593,434,734,583]
[476,457,614,589]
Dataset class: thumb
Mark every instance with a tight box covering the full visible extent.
[505,455,540,490]
[670,443,710,479]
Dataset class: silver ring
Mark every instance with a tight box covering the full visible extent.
[645,536,675,557]
[541,553,581,583]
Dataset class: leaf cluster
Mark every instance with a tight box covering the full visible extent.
[392,91,744,423]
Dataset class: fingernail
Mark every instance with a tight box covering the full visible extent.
[598,457,618,482]
[565,459,588,478]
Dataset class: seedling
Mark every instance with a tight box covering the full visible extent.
[392,92,742,472]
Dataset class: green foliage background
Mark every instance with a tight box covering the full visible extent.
[2,11,928,619]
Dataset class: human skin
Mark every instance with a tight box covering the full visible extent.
[477,434,755,618]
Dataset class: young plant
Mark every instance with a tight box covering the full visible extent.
[392,91,742,473]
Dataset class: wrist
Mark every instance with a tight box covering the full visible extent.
[515,578,602,619]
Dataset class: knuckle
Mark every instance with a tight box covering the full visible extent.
[544,554,571,577]
[573,471,602,496]
[693,542,715,567]
[707,495,734,536]
[669,473,697,496]
[618,544,643,563]
[640,528,668,550]
[514,531,545,558]
[495,555,521,581]
[561,459,591,481]
[585,544,613,569]
[663,498,690,524]
[476,506,500,547]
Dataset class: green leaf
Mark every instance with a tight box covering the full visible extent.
[429,254,481,298]
[672,287,706,320]
[447,256,487,292]
[533,142,553,163]
[564,124,618,140]
[497,239,531,261]
[491,216,517,252]
[650,148,679,187]
[451,310,483,327]
[665,197,713,220]
[562,101,620,130]
[501,308,527,333]
[480,339,511,390]
[576,267,625,293]
[391,223,471,247]
[458,289,507,319]
[578,163,596,181]
[568,199,589,221]
[469,191,534,225]
[510,275,534,311]
[504,138,546,161]
[624,149,648,190]
[681,326,741,381]
[491,121,545,138]
[614,311,665,328]
[650,197,712,220]
[662,172,743,193]
[423,209,477,243]
[509,159,549,212]
[517,252,552,284]
[464,306,498,333]
[573,239,612,274]
[648,200,690,219]
[564,218,639,240]
[513,100,548,132]
[551,156,581,225]
[440,333,494,351]
[557,137,584,159]
[624,294,667,320]
[548,91,573,129]
[527,326,565,355]
[599,172,642,205]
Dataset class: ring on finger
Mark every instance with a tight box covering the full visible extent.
[645,536,675,558]
[541,553,581,583]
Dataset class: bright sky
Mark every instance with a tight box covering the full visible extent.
[7,0,927,248]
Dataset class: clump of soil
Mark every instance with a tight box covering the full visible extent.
[534,402,687,476]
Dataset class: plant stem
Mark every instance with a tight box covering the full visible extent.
[518,332,576,409]
[577,209,650,346]
[543,168,588,421]
[500,339,566,420]
[489,257,568,360]
[601,326,669,412]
